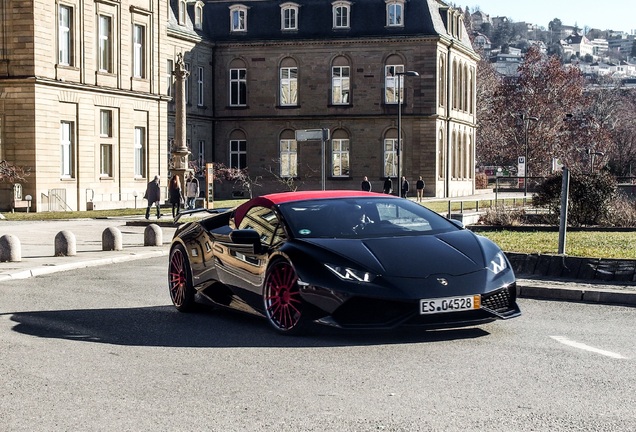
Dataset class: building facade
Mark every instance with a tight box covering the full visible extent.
[0,0,477,212]
[0,0,169,212]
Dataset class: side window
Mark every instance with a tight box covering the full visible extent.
[230,5,248,32]
[238,206,285,246]
[386,1,404,27]
[281,3,298,30]
[332,1,351,28]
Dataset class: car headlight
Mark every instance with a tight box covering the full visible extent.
[325,264,376,283]
[489,252,508,275]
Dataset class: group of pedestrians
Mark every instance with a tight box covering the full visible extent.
[362,175,426,202]
[144,172,200,220]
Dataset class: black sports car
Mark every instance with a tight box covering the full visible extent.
[168,190,520,334]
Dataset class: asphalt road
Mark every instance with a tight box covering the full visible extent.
[1,257,635,432]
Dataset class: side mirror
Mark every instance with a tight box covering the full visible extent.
[229,229,261,245]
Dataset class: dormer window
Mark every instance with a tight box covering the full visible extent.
[281,3,299,31]
[194,2,203,30]
[230,5,248,32]
[178,0,186,25]
[332,1,350,29]
[386,0,404,27]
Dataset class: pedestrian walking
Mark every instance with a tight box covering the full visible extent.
[168,174,183,218]
[383,177,393,194]
[185,172,200,210]
[144,175,161,220]
[361,176,372,192]
[416,176,425,202]
[400,176,409,198]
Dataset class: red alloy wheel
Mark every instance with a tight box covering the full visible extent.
[169,245,194,311]
[264,260,304,333]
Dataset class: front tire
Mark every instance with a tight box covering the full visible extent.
[263,260,307,335]
[168,244,195,312]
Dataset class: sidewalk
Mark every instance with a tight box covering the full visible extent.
[1,213,635,307]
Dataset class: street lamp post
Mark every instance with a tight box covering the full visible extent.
[519,113,538,198]
[396,71,419,194]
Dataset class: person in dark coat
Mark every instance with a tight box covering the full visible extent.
[168,174,183,218]
[361,176,372,192]
[416,176,426,202]
[144,175,161,220]
[383,177,393,194]
[400,176,409,198]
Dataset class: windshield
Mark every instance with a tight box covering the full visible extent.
[279,197,459,239]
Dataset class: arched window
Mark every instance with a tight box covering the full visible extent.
[280,2,299,30]
[439,55,445,107]
[229,4,248,32]
[229,58,247,107]
[332,56,350,105]
[279,129,298,178]
[386,0,405,27]
[332,1,351,29]
[438,129,445,180]
[229,130,247,169]
[280,57,298,106]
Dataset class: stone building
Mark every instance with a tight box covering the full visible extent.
[0,0,477,211]
[205,0,478,198]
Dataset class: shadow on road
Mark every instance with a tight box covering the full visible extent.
[5,306,491,348]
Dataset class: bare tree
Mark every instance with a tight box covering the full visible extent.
[0,160,30,183]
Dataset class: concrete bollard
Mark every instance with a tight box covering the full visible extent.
[0,234,22,262]
[55,230,77,256]
[102,227,123,251]
[144,224,163,246]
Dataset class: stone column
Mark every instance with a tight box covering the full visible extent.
[171,52,191,188]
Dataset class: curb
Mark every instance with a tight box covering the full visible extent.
[517,279,636,307]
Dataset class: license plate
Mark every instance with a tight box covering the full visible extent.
[420,295,481,315]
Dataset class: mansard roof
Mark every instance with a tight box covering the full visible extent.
[202,0,466,44]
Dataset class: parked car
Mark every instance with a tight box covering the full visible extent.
[168,190,520,334]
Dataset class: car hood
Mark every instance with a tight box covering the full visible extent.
[299,230,486,278]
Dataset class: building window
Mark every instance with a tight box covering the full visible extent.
[179,0,186,25]
[281,3,298,30]
[98,14,112,72]
[384,138,398,178]
[198,140,205,170]
[133,24,145,78]
[332,66,350,105]
[280,139,297,178]
[100,110,112,137]
[386,1,404,27]
[167,59,174,97]
[60,121,74,178]
[439,56,446,107]
[332,2,350,28]
[230,68,247,106]
[331,138,350,177]
[134,127,145,178]
[438,129,445,180]
[100,144,113,177]
[58,5,73,66]
[195,3,203,30]
[385,64,404,104]
[185,62,191,104]
[230,5,247,32]
[280,66,298,106]
[230,139,247,169]
[197,66,204,106]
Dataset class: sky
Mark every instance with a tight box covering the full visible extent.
[468,1,635,34]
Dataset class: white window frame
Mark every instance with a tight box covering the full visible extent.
[229,68,247,106]
[167,59,174,97]
[195,3,203,29]
[98,14,112,72]
[60,121,74,178]
[332,66,350,105]
[100,143,113,177]
[332,1,350,29]
[134,127,146,178]
[185,62,191,104]
[280,67,298,106]
[384,138,398,178]
[230,5,248,32]
[100,110,112,137]
[331,138,350,177]
[58,5,72,66]
[385,64,404,104]
[179,0,187,25]
[197,66,204,106]
[198,140,205,169]
[133,24,145,78]
[230,139,247,169]
[280,139,298,178]
[281,3,298,30]
[386,0,404,27]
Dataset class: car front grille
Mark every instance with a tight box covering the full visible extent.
[481,284,519,318]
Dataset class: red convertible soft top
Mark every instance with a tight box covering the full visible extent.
[234,190,392,227]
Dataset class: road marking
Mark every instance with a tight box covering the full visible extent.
[550,336,627,359]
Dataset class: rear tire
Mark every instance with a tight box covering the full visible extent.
[168,244,195,312]
[263,260,307,335]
